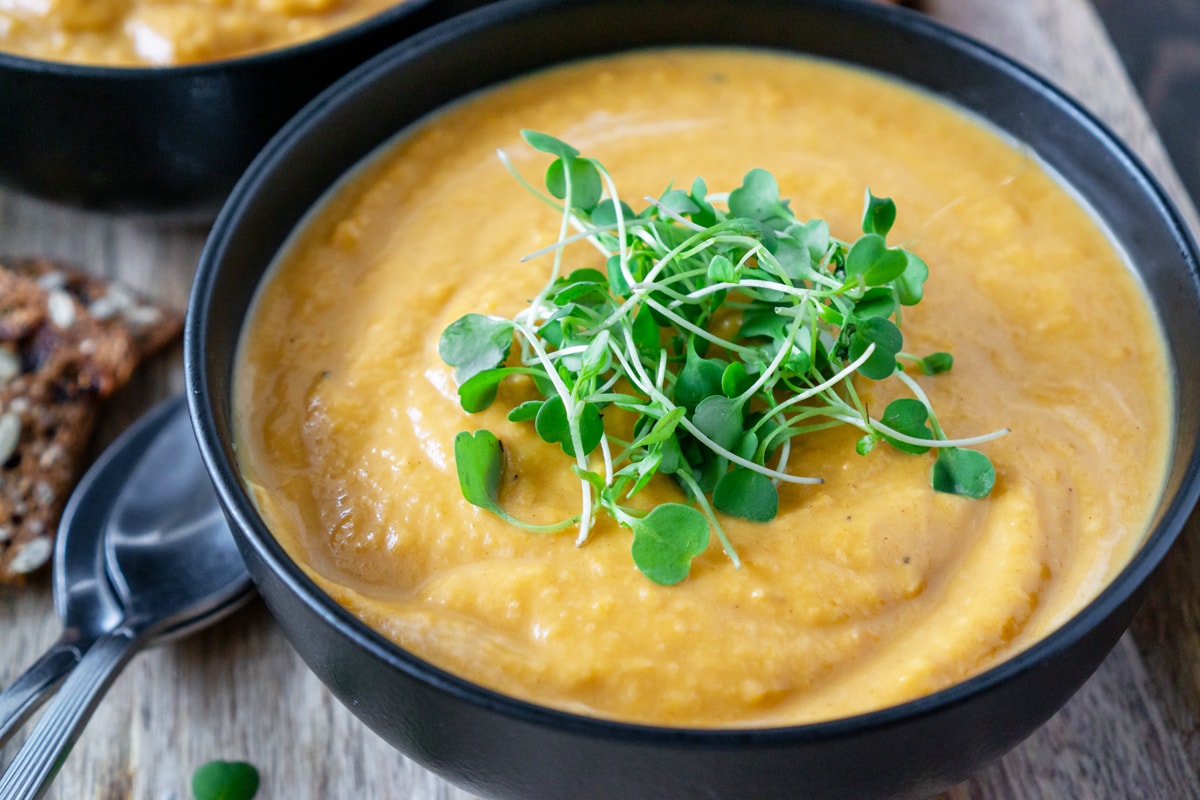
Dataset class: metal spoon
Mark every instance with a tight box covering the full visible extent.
[0,408,126,748]
[0,395,253,799]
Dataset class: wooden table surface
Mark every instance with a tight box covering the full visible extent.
[2,1,1198,797]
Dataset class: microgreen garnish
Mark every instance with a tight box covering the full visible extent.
[440,130,1007,584]
[191,760,259,800]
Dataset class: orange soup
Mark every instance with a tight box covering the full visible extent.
[0,0,411,65]
[234,49,1170,727]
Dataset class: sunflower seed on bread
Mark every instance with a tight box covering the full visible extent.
[0,257,182,584]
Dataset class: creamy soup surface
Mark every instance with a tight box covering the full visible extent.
[0,0,409,65]
[235,49,1171,727]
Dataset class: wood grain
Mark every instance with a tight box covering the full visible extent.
[1,1,1197,798]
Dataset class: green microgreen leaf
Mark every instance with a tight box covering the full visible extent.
[728,168,790,224]
[880,398,933,455]
[659,187,701,217]
[454,430,507,514]
[692,395,744,451]
[783,341,812,375]
[580,330,612,381]
[846,233,908,286]
[192,761,259,800]
[713,468,779,522]
[675,341,727,413]
[739,307,788,341]
[918,352,954,375]
[720,361,752,398]
[632,407,687,449]
[707,254,738,283]
[441,131,1003,584]
[734,430,759,462]
[631,306,661,360]
[895,251,929,306]
[455,430,578,533]
[439,314,512,384]
[658,434,684,474]
[848,317,903,380]
[552,268,609,305]
[789,219,831,262]
[862,189,897,237]
[593,199,636,228]
[521,129,579,159]
[854,287,897,320]
[546,156,603,211]
[535,395,603,457]
[457,366,528,413]
[689,176,719,227]
[507,400,543,422]
[629,503,710,585]
[932,447,996,499]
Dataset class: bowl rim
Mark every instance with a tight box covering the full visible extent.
[0,0,443,76]
[187,0,1200,744]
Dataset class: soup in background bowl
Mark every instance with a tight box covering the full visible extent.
[0,0,493,214]
[1,0,418,66]
[186,1,1200,798]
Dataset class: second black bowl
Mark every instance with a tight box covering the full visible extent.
[0,0,492,217]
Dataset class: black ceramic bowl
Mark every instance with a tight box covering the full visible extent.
[186,0,1200,797]
[0,0,491,216]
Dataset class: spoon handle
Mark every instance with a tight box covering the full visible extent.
[0,640,83,750]
[0,627,147,800]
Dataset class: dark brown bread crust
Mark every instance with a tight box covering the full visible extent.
[0,257,181,583]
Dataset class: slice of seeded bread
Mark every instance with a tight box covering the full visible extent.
[0,257,182,584]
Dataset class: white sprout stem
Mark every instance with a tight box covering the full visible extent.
[755,343,878,424]
[820,407,1010,448]
[594,257,709,332]
[519,217,654,263]
[758,247,843,291]
[733,245,761,271]
[892,368,941,435]
[540,344,588,363]
[674,278,818,304]
[609,325,820,486]
[740,278,827,298]
[596,164,636,298]
[655,348,668,392]
[616,324,664,403]
[642,195,707,232]
[892,368,1010,446]
[640,294,759,359]
[599,434,615,488]
[872,421,1011,449]
[511,152,578,341]
[675,468,741,569]
[676,416,822,485]
[735,304,809,405]
[638,227,748,288]
[510,321,595,542]
[772,435,792,486]
[595,370,624,397]
[561,212,619,263]
[497,148,558,208]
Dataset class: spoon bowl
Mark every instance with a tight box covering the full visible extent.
[104,397,249,632]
